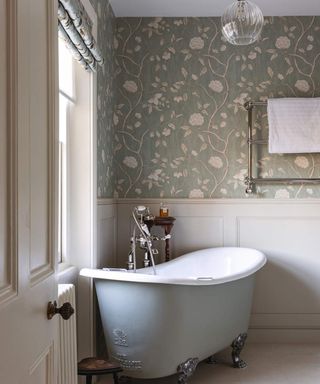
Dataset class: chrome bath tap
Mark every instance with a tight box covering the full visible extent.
[127,206,171,274]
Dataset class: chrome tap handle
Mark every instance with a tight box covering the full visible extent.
[141,223,151,236]
[144,207,154,221]
[135,205,146,214]
[137,236,147,248]
[131,205,157,275]
[127,252,134,270]
[151,234,171,241]
[143,251,151,267]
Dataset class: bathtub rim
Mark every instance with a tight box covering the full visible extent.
[80,247,266,286]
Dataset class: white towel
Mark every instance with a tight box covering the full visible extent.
[268,98,320,153]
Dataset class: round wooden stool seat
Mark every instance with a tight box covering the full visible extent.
[78,357,123,384]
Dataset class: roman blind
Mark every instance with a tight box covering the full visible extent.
[58,0,104,71]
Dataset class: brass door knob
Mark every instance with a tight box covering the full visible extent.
[47,301,74,320]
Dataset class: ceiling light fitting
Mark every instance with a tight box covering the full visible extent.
[221,0,264,46]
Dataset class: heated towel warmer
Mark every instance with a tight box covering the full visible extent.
[244,100,320,194]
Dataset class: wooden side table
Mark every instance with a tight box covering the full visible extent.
[145,216,176,262]
[78,357,123,384]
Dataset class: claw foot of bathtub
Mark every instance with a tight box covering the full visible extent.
[177,357,199,383]
[231,332,247,369]
[206,355,217,364]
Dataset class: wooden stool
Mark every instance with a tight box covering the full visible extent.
[78,357,123,384]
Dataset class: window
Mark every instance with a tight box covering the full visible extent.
[58,38,75,263]
[57,0,98,362]
[57,32,96,269]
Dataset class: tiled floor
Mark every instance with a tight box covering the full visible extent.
[99,344,320,383]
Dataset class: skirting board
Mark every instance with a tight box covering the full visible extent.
[248,329,320,343]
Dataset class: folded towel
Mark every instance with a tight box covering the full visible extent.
[268,98,320,153]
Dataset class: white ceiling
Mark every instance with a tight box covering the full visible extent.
[109,0,320,17]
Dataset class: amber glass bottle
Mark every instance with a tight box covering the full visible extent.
[159,202,169,217]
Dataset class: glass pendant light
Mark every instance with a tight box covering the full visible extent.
[221,0,264,45]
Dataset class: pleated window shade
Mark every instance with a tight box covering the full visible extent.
[58,0,104,72]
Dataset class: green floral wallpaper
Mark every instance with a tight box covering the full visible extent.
[90,0,116,198]
[114,17,320,198]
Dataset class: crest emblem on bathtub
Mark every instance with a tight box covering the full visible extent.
[113,328,128,346]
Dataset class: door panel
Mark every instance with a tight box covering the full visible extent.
[0,0,8,289]
[0,0,17,304]
[28,0,55,285]
[29,344,54,384]
[0,0,59,383]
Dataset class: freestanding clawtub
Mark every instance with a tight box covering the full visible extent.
[80,247,266,383]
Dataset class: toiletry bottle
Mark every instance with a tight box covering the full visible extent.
[159,202,169,217]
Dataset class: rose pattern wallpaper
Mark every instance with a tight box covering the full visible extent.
[113,16,320,198]
[90,0,116,198]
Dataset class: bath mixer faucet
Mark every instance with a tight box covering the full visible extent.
[128,206,170,274]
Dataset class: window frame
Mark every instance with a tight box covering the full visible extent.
[58,38,77,264]
[57,0,98,361]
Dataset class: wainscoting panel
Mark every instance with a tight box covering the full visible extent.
[116,199,320,341]
[238,216,320,315]
[171,217,224,258]
[97,200,117,268]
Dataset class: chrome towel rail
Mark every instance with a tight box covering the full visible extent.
[244,100,320,194]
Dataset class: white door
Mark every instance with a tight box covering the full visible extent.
[0,1,62,383]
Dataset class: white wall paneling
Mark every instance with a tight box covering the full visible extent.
[116,198,320,342]
[238,217,320,314]
[172,217,224,258]
[97,199,117,268]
